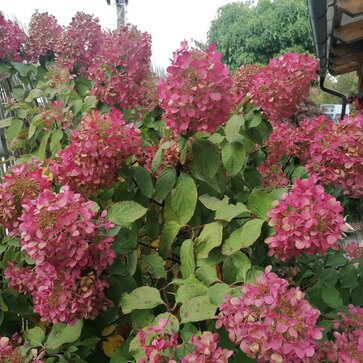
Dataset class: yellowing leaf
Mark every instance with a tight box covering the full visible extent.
[103,335,124,358]
[102,324,117,337]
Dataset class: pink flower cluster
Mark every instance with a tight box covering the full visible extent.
[0,13,26,62]
[137,138,181,176]
[257,162,289,189]
[55,12,104,73]
[158,41,235,135]
[137,318,179,363]
[0,161,51,232]
[217,266,322,362]
[250,52,318,122]
[37,100,73,131]
[5,186,115,324]
[89,25,157,115]
[302,115,363,198]
[309,305,363,363]
[50,109,141,197]
[232,64,260,103]
[25,11,63,61]
[0,335,43,363]
[137,320,230,363]
[343,242,363,259]
[266,176,347,260]
[180,332,233,363]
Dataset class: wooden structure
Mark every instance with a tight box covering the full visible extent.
[308,0,363,92]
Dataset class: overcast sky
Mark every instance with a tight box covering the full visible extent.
[1,0,233,69]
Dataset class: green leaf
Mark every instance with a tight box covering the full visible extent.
[6,119,23,141]
[232,252,251,282]
[175,283,208,304]
[170,174,197,225]
[222,142,246,175]
[215,202,249,222]
[325,253,347,267]
[191,139,220,178]
[159,221,181,258]
[247,189,273,220]
[195,265,219,286]
[12,62,36,77]
[207,283,232,305]
[152,142,170,172]
[37,131,51,160]
[222,219,265,256]
[50,129,63,156]
[107,201,147,226]
[199,194,229,211]
[143,254,167,279]
[82,95,98,112]
[24,327,45,347]
[120,287,164,314]
[180,239,195,279]
[225,115,244,143]
[25,88,44,102]
[339,265,358,289]
[132,166,153,198]
[195,222,223,260]
[180,296,217,323]
[321,284,343,309]
[46,320,83,349]
[155,167,176,203]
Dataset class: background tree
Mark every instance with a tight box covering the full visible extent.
[208,0,314,70]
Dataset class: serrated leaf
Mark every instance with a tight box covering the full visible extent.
[46,320,83,349]
[37,131,51,160]
[50,129,63,156]
[152,142,170,172]
[175,283,208,304]
[225,115,244,143]
[107,201,147,226]
[159,221,180,258]
[170,174,197,225]
[339,265,358,289]
[180,296,217,323]
[195,222,223,260]
[222,142,246,175]
[232,252,251,282]
[215,203,249,222]
[155,167,176,203]
[199,194,229,211]
[247,189,273,220]
[191,139,220,178]
[180,239,195,279]
[321,284,343,309]
[24,327,45,347]
[143,254,167,279]
[6,118,23,141]
[207,283,232,305]
[195,265,219,286]
[132,166,153,198]
[25,88,44,102]
[222,219,265,256]
[120,287,164,314]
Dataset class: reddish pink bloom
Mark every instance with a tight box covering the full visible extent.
[307,340,338,362]
[5,263,38,295]
[343,242,363,259]
[0,161,51,232]
[266,176,347,260]
[250,53,318,122]
[55,12,104,73]
[0,334,43,362]
[158,41,235,135]
[217,266,322,363]
[300,115,363,198]
[49,109,141,197]
[137,138,182,176]
[0,13,26,62]
[180,332,233,363]
[19,186,115,271]
[89,25,157,116]
[257,162,289,189]
[137,318,179,363]
[25,11,63,61]
[36,100,73,131]
[233,64,261,103]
